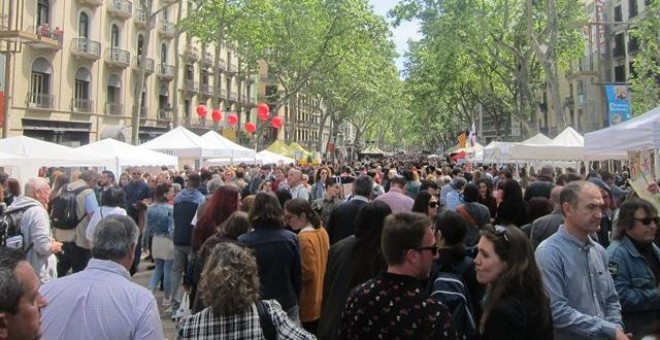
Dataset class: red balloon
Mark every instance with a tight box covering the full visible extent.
[227,113,238,126]
[245,121,257,133]
[257,103,270,121]
[271,116,284,129]
[211,109,222,122]
[196,104,207,117]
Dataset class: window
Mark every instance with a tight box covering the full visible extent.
[107,74,121,103]
[613,33,625,57]
[184,99,190,118]
[111,24,119,47]
[74,67,91,111]
[37,0,49,27]
[628,35,639,53]
[161,43,168,64]
[614,65,626,82]
[614,5,622,22]
[79,12,89,38]
[186,65,194,80]
[629,0,638,18]
[137,34,144,57]
[30,58,52,107]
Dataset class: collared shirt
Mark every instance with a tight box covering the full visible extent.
[374,186,414,213]
[40,259,164,340]
[290,183,310,200]
[535,225,623,339]
[178,300,315,340]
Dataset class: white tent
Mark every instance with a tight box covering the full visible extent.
[138,126,227,158]
[77,138,178,176]
[203,157,257,166]
[482,133,552,163]
[256,150,295,165]
[509,127,584,161]
[0,135,111,186]
[584,105,660,160]
[0,151,25,166]
[201,131,256,160]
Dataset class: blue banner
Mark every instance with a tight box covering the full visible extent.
[605,84,632,126]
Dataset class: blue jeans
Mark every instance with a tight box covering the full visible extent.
[149,259,173,299]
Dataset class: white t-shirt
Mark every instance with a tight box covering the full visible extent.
[85,206,127,243]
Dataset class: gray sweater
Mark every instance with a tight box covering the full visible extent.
[10,196,56,282]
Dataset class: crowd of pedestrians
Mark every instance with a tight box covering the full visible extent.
[1,160,659,339]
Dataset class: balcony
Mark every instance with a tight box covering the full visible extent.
[71,38,101,60]
[27,92,55,109]
[200,52,213,67]
[158,108,172,121]
[157,63,174,80]
[217,59,227,72]
[105,48,131,68]
[108,0,133,19]
[77,0,103,7]
[201,83,213,96]
[105,102,123,115]
[228,90,238,101]
[185,80,198,93]
[226,63,238,75]
[132,56,154,73]
[158,20,175,39]
[134,9,152,28]
[72,98,94,113]
[185,45,199,61]
[218,89,227,100]
[23,24,63,50]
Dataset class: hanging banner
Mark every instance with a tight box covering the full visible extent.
[605,84,632,126]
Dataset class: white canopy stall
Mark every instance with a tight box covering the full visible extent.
[139,127,229,167]
[0,136,111,186]
[256,150,295,165]
[77,138,178,176]
[509,127,584,161]
[201,131,256,160]
[584,105,660,160]
[480,133,551,163]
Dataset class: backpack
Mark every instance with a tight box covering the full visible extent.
[51,186,88,230]
[427,259,478,340]
[0,204,39,252]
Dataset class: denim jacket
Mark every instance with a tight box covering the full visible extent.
[606,236,660,338]
[144,203,174,240]
[536,225,623,339]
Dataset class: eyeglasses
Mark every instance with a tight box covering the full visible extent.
[634,217,660,226]
[415,246,438,256]
[429,201,439,208]
[494,225,509,243]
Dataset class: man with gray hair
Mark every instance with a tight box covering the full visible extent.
[288,169,309,200]
[326,175,373,245]
[40,215,164,339]
[0,247,48,340]
[5,177,62,282]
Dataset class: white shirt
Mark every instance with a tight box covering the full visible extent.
[85,206,127,243]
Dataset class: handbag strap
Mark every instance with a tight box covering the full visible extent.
[256,300,277,340]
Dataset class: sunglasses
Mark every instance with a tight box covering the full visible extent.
[429,201,439,208]
[494,225,509,243]
[634,217,660,226]
[415,246,438,256]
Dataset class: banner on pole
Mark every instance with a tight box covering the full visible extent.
[605,84,632,126]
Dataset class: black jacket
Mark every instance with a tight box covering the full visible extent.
[326,197,368,245]
[481,294,553,340]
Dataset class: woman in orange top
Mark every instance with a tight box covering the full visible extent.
[284,198,330,335]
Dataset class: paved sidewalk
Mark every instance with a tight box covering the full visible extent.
[131,261,177,339]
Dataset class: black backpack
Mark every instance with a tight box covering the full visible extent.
[0,204,39,252]
[51,186,88,230]
[427,259,478,340]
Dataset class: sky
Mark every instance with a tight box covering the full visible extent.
[368,0,421,74]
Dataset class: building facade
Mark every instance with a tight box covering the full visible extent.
[0,0,257,146]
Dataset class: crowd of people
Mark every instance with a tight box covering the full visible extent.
[0,160,659,339]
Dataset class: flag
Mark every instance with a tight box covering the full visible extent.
[468,122,476,148]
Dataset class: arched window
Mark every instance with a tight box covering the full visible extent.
[37,0,49,26]
[74,67,92,112]
[30,58,52,108]
[78,12,89,38]
[106,74,122,115]
[111,24,119,47]
[137,34,144,57]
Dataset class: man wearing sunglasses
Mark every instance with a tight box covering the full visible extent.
[606,198,660,338]
[340,212,454,339]
[536,181,629,340]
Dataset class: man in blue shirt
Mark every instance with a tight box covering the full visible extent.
[536,181,630,340]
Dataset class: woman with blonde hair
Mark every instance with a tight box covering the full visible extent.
[177,243,314,339]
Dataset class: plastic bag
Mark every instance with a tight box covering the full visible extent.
[173,292,191,323]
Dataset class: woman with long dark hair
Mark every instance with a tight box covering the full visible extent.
[495,179,530,227]
[318,201,392,340]
[477,178,497,221]
[474,225,553,339]
[238,192,302,324]
[284,198,330,335]
[412,190,440,220]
